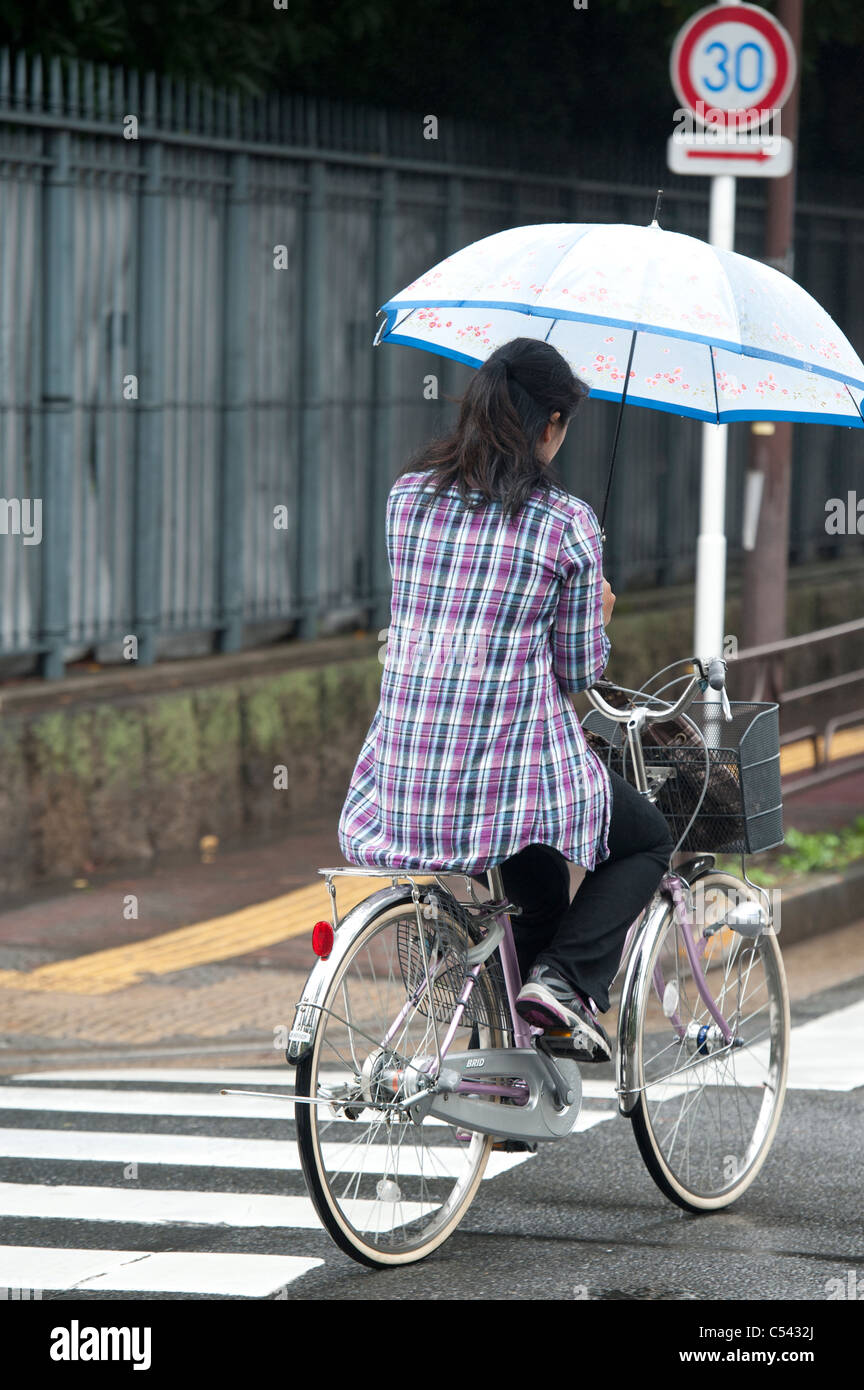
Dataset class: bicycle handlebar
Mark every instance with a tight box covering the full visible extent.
[585,656,728,725]
[707,657,726,691]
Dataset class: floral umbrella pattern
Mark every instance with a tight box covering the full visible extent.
[377,223,864,428]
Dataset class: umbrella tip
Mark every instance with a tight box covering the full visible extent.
[650,189,663,228]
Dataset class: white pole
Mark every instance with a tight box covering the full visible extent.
[694,172,736,663]
[693,0,742,667]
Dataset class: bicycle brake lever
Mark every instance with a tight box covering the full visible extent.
[721,686,732,722]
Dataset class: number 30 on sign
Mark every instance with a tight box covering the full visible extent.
[670,2,796,132]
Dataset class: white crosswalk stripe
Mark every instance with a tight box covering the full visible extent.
[0,1066,616,1297]
[0,1127,536,1176]
[0,1085,342,1120]
[0,1182,438,1231]
[0,1245,322,1296]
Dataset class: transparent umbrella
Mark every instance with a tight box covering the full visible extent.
[373,216,864,528]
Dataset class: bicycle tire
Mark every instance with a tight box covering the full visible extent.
[628,871,789,1212]
[295,892,511,1267]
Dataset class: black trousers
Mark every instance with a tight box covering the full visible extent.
[471,768,674,1013]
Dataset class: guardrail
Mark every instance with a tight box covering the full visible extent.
[731,616,864,792]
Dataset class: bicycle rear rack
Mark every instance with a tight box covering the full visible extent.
[317,866,520,939]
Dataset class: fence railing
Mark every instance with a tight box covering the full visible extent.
[1,47,863,678]
[731,617,864,792]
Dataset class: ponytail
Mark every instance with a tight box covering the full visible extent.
[399,337,589,521]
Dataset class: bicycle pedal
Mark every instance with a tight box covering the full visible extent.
[542,1029,611,1060]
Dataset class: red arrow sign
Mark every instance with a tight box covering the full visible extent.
[686,147,773,162]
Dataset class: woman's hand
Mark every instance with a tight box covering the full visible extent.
[602,578,616,627]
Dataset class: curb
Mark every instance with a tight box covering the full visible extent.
[774,861,864,946]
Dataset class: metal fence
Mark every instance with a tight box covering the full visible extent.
[1,48,862,678]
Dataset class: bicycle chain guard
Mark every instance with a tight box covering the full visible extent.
[421,1047,584,1142]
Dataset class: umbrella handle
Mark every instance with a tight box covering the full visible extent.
[599,329,638,535]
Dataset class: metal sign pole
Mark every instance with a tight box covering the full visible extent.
[694,171,736,663]
[693,0,741,663]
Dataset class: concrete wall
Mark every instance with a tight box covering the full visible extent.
[0,640,383,896]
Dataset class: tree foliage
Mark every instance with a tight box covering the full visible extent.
[0,1,861,172]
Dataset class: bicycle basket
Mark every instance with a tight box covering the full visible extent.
[582,700,783,855]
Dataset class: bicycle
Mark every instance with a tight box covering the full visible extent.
[272,655,790,1267]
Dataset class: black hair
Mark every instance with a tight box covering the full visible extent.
[398,337,590,521]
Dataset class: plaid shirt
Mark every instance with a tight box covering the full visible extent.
[338,470,612,872]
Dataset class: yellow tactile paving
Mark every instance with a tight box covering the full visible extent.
[0,874,434,997]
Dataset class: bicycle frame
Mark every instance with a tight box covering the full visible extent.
[293,851,738,1120]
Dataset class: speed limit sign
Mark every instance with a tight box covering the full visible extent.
[671,3,796,132]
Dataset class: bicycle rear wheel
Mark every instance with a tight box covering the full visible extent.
[295,892,511,1267]
[629,871,789,1211]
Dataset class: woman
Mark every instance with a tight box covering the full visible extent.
[338,337,674,1063]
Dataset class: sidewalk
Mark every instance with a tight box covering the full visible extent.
[0,815,344,971]
[0,818,348,1063]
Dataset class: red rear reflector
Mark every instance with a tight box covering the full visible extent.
[312,920,334,959]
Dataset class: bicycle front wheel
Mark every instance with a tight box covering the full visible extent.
[295,893,510,1267]
[629,871,789,1212]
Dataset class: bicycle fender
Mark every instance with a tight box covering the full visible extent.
[284,882,417,1065]
[673,853,716,885]
[616,892,676,1116]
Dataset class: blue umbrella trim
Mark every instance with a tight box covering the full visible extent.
[376,328,863,427]
[378,302,864,393]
